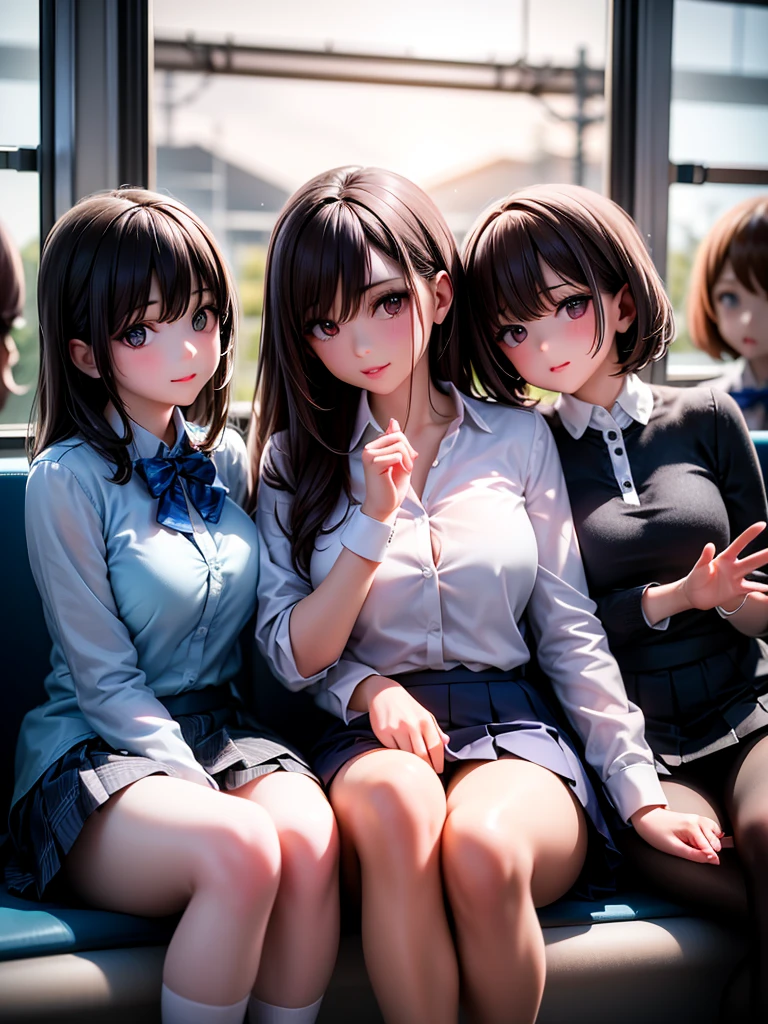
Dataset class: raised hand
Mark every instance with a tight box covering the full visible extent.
[361,418,418,523]
[682,521,768,612]
[355,675,450,774]
[630,805,725,864]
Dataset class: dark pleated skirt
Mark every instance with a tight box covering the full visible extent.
[312,666,620,898]
[620,633,768,772]
[5,687,316,899]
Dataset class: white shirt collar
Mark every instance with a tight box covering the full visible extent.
[555,374,654,439]
[106,405,189,461]
[349,382,492,450]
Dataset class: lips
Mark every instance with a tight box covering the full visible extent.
[743,337,757,346]
[361,364,390,377]
[171,373,197,382]
[550,362,571,373]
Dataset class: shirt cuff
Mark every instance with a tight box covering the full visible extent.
[340,506,396,563]
[604,763,668,823]
[641,584,670,631]
[311,663,380,723]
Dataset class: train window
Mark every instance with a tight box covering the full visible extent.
[0,2,39,432]
[152,0,609,407]
[667,0,768,381]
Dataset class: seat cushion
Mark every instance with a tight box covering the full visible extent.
[0,884,176,962]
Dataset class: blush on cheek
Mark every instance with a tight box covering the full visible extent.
[113,345,167,379]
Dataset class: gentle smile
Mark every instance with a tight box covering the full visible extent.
[744,337,757,346]
[171,373,197,382]
[550,362,571,372]
[361,364,390,377]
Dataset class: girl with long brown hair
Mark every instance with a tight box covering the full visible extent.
[462,183,768,1020]
[252,166,717,1024]
[7,189,338,1024]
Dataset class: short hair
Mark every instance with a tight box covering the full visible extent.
[460,184,674,404]
[687,195,768,360]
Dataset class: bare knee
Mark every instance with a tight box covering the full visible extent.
[276,791,340,897]
[443,810,533,917]
[332,755,446,865]
[193,800,281,904]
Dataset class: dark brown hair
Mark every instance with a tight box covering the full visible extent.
[250,165,463,580]
[460,184,674,403]
[31,188,236,480]
[687,195,768,360]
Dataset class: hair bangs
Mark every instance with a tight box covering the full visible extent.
[729,200,768,297]
[108,204,232,340]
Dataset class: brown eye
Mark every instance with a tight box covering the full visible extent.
[304,320,339,342]
[563,297,590,320]
[373,292,409,319]
[498,326,527,348]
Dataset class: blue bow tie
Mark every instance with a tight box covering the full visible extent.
[730,387,768,411]
[134,436,226,534]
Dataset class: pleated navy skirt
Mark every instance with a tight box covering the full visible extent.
[312,666,620,898]
[6,686,316,899]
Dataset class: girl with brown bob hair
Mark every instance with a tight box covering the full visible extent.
[252,167,714,1024]
[688,195,768,429]
[463,183,768,1020]
[9,189,339,1024]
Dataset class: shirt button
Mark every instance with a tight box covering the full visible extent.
[607,430,618,441]
[196,627,208,638]
[422,567,433,579]
[432,459,439,468]
[614,447,624,456]
[429,623,440,633]
[623,480,632,490]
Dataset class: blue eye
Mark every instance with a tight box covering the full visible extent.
[716,291,739,310]
[192,308,215,332]
[122,324,147,348]
[498,325,527,348]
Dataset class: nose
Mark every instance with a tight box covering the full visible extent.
[182,337,198,359]
[740,308,752,326]
[350,325,372,358]
[539,340,550,353]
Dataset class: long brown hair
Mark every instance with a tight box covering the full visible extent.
[687,195,768,360]
[250,166,463,580]
[31,188,237,481]
[460,184,674,403]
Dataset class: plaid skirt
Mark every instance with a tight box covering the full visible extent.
[312,666,621,898]
[5,686,316,899]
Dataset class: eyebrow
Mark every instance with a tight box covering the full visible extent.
[361,276,405,293]
[134,286,212,311]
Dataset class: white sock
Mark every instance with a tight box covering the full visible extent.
[247,995,324,1023]
[161,984,250,1024]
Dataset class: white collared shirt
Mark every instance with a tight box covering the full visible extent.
[554,374,654,507]
[256,383,667,822]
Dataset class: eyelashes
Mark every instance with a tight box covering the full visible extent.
[303,290,411,342]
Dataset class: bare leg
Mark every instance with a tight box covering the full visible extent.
[330,749,459,1024]
[442,759,588,1024]
[233,772,340,1008]
[64,776,281,1007]
[724,731,768,1020]
[620,776,749,922]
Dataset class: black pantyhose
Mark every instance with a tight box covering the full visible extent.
[621,729,768,1023]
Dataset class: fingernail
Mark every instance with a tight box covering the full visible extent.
[391,418,400,431]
